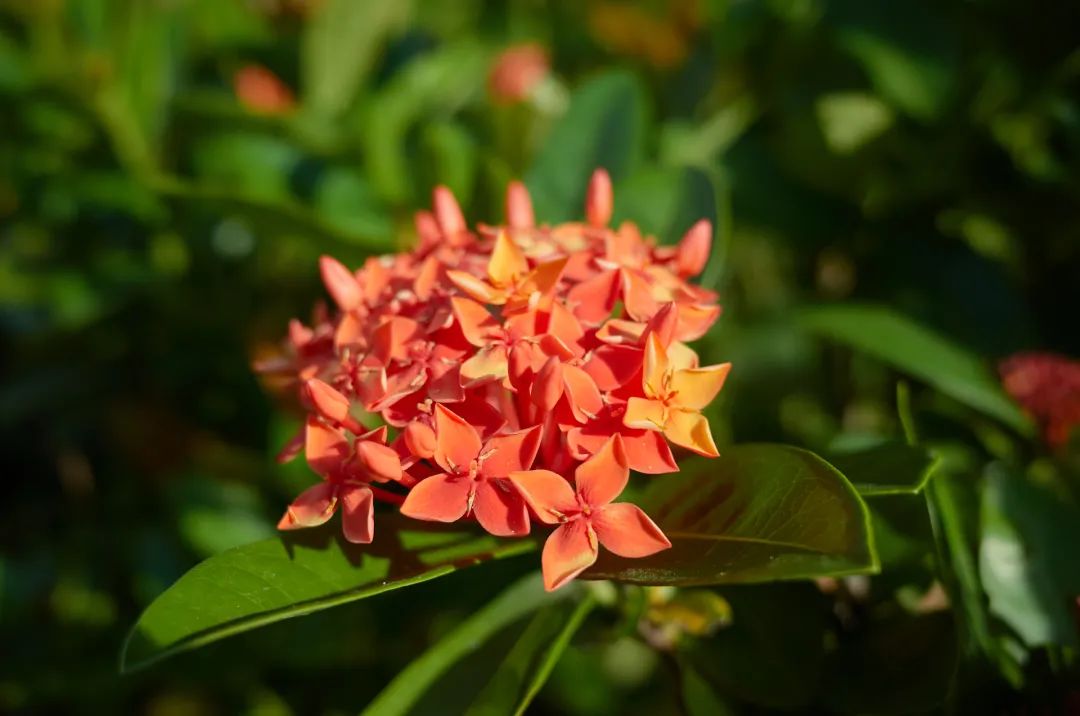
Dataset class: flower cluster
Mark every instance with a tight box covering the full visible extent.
[258,170,731,590]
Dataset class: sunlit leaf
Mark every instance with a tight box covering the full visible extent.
[361,574,575,716]
[980,464,1080,648]
[465,595,595,716]
[799,304,1033,434]
[586,445,878,585]
[120,517,537,672]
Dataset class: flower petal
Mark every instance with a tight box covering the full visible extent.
[403,420,437,459]
[371,317,423,364]
[355,440,403,483]
[585,169,612,227]
[480,425,542,477]
[448,270,503,304]
[664,409,719,457]
[593,503,671,557]
[562,365,603,423]
[460,345,510,386]
[621,269,659,321]
[568,269,619,325]
[508,469,578,523]
[433,185,467,237]
[623,397,667,431]
[642,332,670,399]
[584,344,642,391]
[671,363,732,411]
[676,219,711,278]
[574,435,629,508]
[340,485,375,544]
[433,404,482,474]
[319,255,361,311]
[619,430,679,474]
[506,180,534,229]
[473,479,530,537]
[451,297,501,347]
[542,521,598,591]
[489,230,530,285]
[400,472,471,523]
[531,356,565,412]
[277,482,337,530]
[304,417,350,478]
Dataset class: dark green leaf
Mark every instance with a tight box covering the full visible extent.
[465,594,595,716]
[120,517,537,672]
[686,584,829,710]
[799,304,1033,434]
[826,438,939,497]
[980,464,1080,648]
[586,444,878,585]
[526,71,647,222]
[361,574,574,716]
[680,663,738,716]
[822,611,958,714]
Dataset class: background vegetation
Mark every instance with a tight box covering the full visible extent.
[2,0,1079,713]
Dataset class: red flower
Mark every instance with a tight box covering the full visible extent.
[510,436,671,590]
[488,43,551,104]
[1001,352,1080,449]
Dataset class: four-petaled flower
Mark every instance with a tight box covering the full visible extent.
[510,435,671,590]
[624,333,731,457]
[277,417,403,544]
[401,405,541,536]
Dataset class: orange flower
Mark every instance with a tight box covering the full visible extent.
[624,333,730,456]
[510,436,671,590]
[262,171,730,589]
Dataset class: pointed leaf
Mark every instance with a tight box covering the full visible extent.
[121,516,536,672]
[799,304,1033,434]
[361,574,576,716]
[826,438,940,497]
[585,444,878,584]
[465,594,595,716]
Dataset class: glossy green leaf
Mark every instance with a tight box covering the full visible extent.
[120,517,537,672]
[301,0,409,118]
[361,574,575,716]
[799,304,1033,434]
[526,71,647,222]
[465,594,595,716]
[827,438,939,497]
[586,444,878,585]
[980,464,1080,648]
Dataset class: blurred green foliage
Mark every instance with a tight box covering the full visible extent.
[2,0,1079,713]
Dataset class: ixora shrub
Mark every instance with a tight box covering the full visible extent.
[121,171,887,710]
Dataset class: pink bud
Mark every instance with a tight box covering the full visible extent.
[433,186,466,237]
[677,219,712,277]
[319,256,361,311]
[306,379,363,433]
[532,356,565,412]
[403,421,437,459]
[506,180,535,229]
[586,169,613,227]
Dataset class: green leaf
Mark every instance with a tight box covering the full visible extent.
[301,0,409,118]
[799,304,1033,434]
[586,444,878,585]
[980,464,1080,648]
[826,438,939,497]
[120,517,536,672]
[465,594,595,716]
[361,574,575,716]
[526,71,647,222]
[611,165,718,245]
[680,663,738,716]
[822,611,958,714]
[685,584,830,710]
